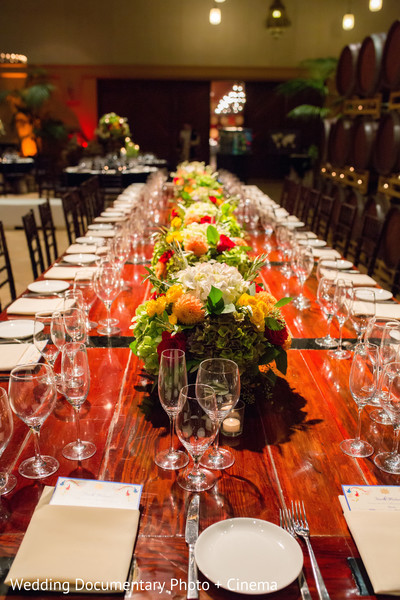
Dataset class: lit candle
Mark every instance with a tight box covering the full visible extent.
[222,417,241,434]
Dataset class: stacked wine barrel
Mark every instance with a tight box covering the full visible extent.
[320,19,400,238]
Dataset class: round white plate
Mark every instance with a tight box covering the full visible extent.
[28,280,70,294]
[101,211,123,217]
[76,236,104,246]
[63,254,98,265]
[88,223,113,231]
[0,319,43,339]
[195,518,303,595]
[357,287,393,301]
[322,259,353,270]
[300,239,326,248]
[287,221,305,229]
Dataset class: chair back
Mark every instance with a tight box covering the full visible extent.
[0,221,16,304]
[22,210,45,279]
[39,200,58,267]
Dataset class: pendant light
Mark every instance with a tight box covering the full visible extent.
[266,0,291,38]
[369,0,382,11]
[209,6,221,25]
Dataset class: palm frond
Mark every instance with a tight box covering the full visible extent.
[21,84,55,109]
[299,57,338,81]
[287,105,331,120]
[276,78,326,97]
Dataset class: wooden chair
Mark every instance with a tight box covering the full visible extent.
[61,189,85,244]
[280,177,300,215]
[79,176,103,224]
[313,194,335,239]
[39,200,58,267]
[99,172,123,205]
[0,221,16,306]
[332,202,357,258]
[354,214,384,275]
[303,188,321,231]
[371,206,400,294]
[22,210,45,279]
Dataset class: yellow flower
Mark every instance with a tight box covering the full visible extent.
[146,297,166,317]
[166,284,184,304]
[146,300,158,317]
[250,305,265,331]
[256,291,277,306]
[166,231,183,244]
[237,293,252,307]
[171,217,182,229]
[172,294,205,325]
[168,313,178,325]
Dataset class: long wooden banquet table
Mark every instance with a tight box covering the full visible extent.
[0,188,399,600]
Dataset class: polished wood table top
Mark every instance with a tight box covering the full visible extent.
[0,223,398,600]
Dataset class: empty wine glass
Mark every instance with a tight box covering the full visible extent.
[315,277,337,348]
[349,289,376,349]
[34,311,65,370]
[292,244,314,310]
[316,257,338,282]
[328,279,353,360]
[94,259,123,335]
[340,342,378,458]
[110,234,131,291]
[370,320,400,424]
[374,361,400,474]
[63,305,87,343]
[155,349,189,470]
[197,358,240,470]
[175,384,219,492]
[0,388,17,495]
[60,342,95,461]
[9,363,59,479]
[74,269,98,329]
[276,224,294,278]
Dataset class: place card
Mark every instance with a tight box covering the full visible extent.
[50,477,142,511]
[342,485,400,511]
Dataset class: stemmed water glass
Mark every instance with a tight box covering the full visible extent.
[374,361,400,474]
[340,342,378,458]
[315,277,337,348]
[197,358,240,470]
[175,383,219,492]
[350,289,376,349]
[292,244,314,310]
[60,342,96,461]
[328,279,353,360]
[276,224,294,278]
[155,349,189,470]
[34,311,65,370]
[74,269,98,330]
[370,320,400,424]
[0,388,17,495]
[9,363,59,479]
[110,234,131,291]
[94,259,123,335]
[63,304,87,344]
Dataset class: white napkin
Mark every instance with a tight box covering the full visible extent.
[373,303,400,320]
[339,273,378,286]
[339,495,400,595]
[94,216,125,223]
[86,230,115,238]
[312,248,341,259]
[66,244,98,254]
[7,298,65,315]
[44,266,97,280]
[0,344,41,371]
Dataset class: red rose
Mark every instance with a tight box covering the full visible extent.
[217,234,236,253]
[171,208,179,218]
[157,331,187,359]
[159,249,174,264]
[209,196,217,204]
[264,325,289,347]
[255,282,265,293]
[200,216,215,224]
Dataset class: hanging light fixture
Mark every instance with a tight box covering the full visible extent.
[266,0,291,38]
[214,0,226,3]
[369,0,382,11]
[209,6,221,25]
[342,1,355,30]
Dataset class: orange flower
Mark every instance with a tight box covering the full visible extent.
[232,237,248,247]
[155,262,167,279]
[185,235,208,257]
[172,294,205,325]
[184,214,200,226]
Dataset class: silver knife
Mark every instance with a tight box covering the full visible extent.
[185,494,200,600]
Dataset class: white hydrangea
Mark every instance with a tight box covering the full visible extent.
[183,202,218,222]
[176,261,249,304]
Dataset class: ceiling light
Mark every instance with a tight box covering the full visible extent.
[369,0,382,10]
[342,12,354,30]
[214,0,226,3]
[266,0,291,38]
[209,7,221,25]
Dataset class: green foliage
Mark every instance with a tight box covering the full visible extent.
[206,225,219,246]
[287,105,331,120]
[21,83,55,110]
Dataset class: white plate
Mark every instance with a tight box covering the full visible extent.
[357,287,393,301]
[195,518,303,595]
[63,254,98,265]
[76,236,104,246]
[287,221,305,229]
[27,280,70,294]
[101,211,123,217]
[0,319,43,339]
[300,239,326,248]
[322,259,353,270]
[88,223,113,231]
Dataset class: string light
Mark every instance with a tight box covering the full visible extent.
[215,84,246,115]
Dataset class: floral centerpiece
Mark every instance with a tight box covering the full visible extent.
[130,261,291,383]
[96,112,131,142]
[172,161,226,206]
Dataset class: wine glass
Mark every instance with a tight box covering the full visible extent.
[328,279,353,360]
[197,358,240,470]
[34,311,65,370]
[374,361,400,474]
[94,259,123,335]
[74,269,98,330]
[60,342,95,461]
[340,342,378,458]
[155,349,189,470]
[316,257,338,282]
[349,289,376,349]
[175,384,219,492]
[0,388,17,495]
[292,244,314,310]
[9,363,59,479]
[110,234,131,291]
[315,277,337,348]
[63,305,87,343]
[370,320,400,424]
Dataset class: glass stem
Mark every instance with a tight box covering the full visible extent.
[326,314,333,337]
[168,415,175,455]
[74,406,82,447]
[337,320,344,352]
[32,429,43,466]
[213,426,221,454]
[391,427,400,456]
[355,406,363,442]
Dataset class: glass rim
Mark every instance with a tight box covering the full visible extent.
[9,362,54,380]
[180,383,216,400]
[198,358,238,373]
[160,348,185,358]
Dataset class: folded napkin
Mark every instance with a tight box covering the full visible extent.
[339,495,400,595]
[44,266,97,280]
[7,298,65,315]
[66,244,98,254]
[94,216,125,223]
[5,487,139,593]
[339,273,377,286]
[0,344,41,371]
[312,248,341,259]
[86,230,115,238]
[373,303,400,320]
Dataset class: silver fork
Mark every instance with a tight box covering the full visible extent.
[280,509,312,600]
[291,501,331,600]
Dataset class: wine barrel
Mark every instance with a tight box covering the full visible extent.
[373,111,400,175]
[356,32,386,97]
[350,116,379,171]
[363,193,390,222]
[382,20,400,90]
[327,118,353,167]
[317,119,333,164]
[336,43,361,97]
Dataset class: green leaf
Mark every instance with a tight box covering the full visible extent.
[208,286,223,305]
[206,286,225,315]
[221,303,236,314]
[207,225,220,246]
[265,317,282,331]
[274,297,292,308]
[275,349,288,375]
